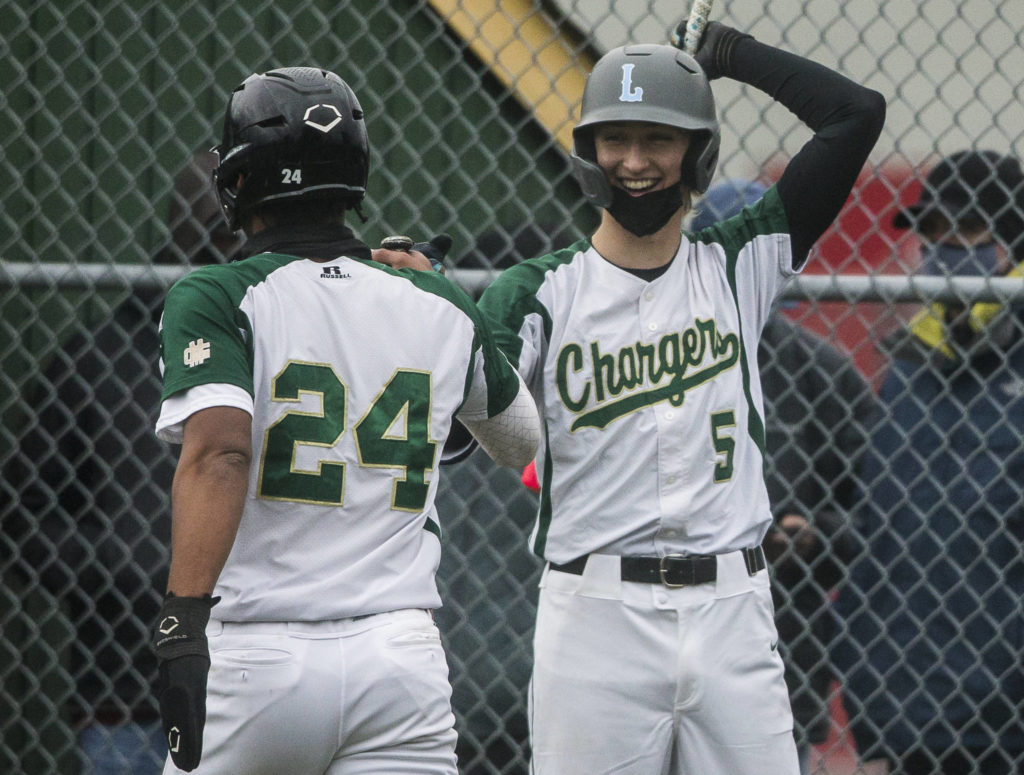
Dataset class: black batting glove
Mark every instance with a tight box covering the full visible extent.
[412,233,453,273]
[153,593,219,772]
[671,20,753,80]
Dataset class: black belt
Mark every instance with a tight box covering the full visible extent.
[549,546,765,588]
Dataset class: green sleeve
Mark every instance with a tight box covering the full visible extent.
[160,268,254,401]
[477,240,585,371]
[433,275,521,417]
[688,184,789,260]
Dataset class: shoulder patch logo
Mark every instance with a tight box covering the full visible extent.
[183,338,211,368]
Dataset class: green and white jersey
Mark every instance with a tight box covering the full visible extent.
[479,186,797,563]
[157,251,520,621]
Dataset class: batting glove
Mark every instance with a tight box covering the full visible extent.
[413,233,453,273]
[672,20,752,80]
[153,593,219,772]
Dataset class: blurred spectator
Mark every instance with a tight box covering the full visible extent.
[834,150,1024,774]
[153,148,245,267]
[2,148,240,774]
[692,180,877,774]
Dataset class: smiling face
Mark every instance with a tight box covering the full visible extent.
[593,122,690,196]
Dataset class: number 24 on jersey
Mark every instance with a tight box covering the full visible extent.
[258,361,437,512]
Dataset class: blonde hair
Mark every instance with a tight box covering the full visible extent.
[680,186,693,216]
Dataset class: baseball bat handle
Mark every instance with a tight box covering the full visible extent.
[682,0,714,55]
[381,235,414,251]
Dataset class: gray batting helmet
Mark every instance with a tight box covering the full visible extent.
[571,44,720,207]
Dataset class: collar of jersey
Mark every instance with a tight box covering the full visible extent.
[236,223,372,263]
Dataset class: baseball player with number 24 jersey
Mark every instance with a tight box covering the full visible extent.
[152,67,539,775]
[478,21,884,775]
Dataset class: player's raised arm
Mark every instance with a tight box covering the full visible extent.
[680,21,886,267]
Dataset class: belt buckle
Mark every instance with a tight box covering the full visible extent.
[659,554,688,588]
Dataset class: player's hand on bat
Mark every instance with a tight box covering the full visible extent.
[373,233,452,273]
[373,246,433,271]
[671,20,752,81]
[413,233,452,272]
[153,594,219,772]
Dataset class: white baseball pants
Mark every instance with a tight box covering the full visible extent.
[530,550,799,775]
[163,609,458,775]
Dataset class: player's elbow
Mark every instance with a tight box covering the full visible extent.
[851,87,887,144]
[483,435,539,469]
[178,406,254,478]
[176,445,252,492]
[210,446,253,474]
[460,388,541,468]
[492,423,541,469]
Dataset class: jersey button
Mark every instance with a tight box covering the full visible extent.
[644,291,654,301]
[647,322,658,331]
[666,475,678,485]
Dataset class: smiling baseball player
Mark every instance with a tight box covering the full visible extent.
[477,21,885,775]
[151,67,539,774]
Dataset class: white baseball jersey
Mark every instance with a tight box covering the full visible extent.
[156,251,520,621]
[479,186,797,563]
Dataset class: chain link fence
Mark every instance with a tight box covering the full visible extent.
[3,0,1023,773]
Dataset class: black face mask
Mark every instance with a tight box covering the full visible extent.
[607,184,684,237]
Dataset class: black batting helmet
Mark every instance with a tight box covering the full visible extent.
[571,44,720,207]
[213,67,369,230]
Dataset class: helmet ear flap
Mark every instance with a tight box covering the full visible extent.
[216,181,240,231]
[212,143,249,231]
[570,125,614,208]
[570,152,613,209]
[683,133,721,194]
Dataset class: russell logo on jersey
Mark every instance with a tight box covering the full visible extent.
[555,318,739,431]
[320,266,351,279]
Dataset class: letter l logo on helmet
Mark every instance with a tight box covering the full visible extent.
[619,64,644,102]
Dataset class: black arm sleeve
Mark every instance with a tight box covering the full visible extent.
[723,37,886,266]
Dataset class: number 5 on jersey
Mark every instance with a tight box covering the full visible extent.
[258,361,437,511]
[710,410,736,483]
